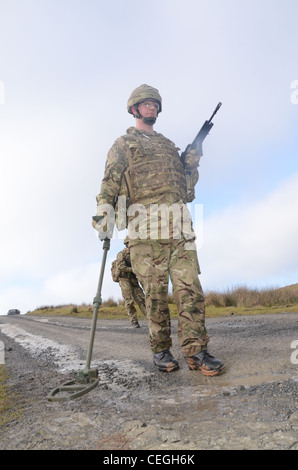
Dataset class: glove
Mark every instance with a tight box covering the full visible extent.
[92,215,104,229]
[92,215,111,241]
[183,149,201,170]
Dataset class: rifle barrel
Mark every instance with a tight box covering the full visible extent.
[208,102,222,123]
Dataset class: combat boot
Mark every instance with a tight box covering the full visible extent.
[187,350,225,376]
[131,321,140,328]
[153,350,179,372]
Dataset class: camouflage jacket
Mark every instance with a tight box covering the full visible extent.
[93,127,200,240]
[116,248,134,278]
[95,127,199,207]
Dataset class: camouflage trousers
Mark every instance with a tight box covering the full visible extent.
[130,239,209,356]
[119,277,147,323]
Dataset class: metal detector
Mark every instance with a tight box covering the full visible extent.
[47,238,110,402]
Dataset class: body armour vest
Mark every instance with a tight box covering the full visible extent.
[120,127,188,206]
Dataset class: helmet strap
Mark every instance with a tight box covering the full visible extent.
[134,105,157,125]
[142,116,157,125]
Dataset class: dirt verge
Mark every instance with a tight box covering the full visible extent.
[0,313,298,450]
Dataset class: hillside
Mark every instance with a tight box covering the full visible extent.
[26,284,298,319]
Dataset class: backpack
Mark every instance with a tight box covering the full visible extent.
[111,259,120,282]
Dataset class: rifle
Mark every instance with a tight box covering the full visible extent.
[181,102,222,165]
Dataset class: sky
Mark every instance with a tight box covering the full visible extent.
[0,0,297,314]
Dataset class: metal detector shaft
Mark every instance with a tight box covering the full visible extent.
[84,238,110,373]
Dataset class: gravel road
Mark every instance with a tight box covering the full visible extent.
[0,312,298,450]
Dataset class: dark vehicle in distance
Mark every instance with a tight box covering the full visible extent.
[7,309,20,315]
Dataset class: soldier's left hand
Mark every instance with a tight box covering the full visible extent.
[184,149,202,170]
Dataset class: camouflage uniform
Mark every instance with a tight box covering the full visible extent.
[93,85,209,358]
[130,239,208,355]
[116,246,147,323]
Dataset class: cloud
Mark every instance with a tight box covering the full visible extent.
[42,260,121,306]
[0,257,122,315]
[198,172,298,290]
[0,0,297,314]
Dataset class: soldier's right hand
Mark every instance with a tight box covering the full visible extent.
[92,215,104,230]
[92,215,114,241]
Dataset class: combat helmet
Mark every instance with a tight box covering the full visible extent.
[124,236,130,246]
[127,84,162,117]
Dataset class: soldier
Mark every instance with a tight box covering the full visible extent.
[93,84,225,376]
[115,236,147,328]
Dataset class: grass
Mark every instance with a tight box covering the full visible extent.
[0,366,22,428]
[26,284,298,319]
[204,283,298,317]
[26,302,130,320]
